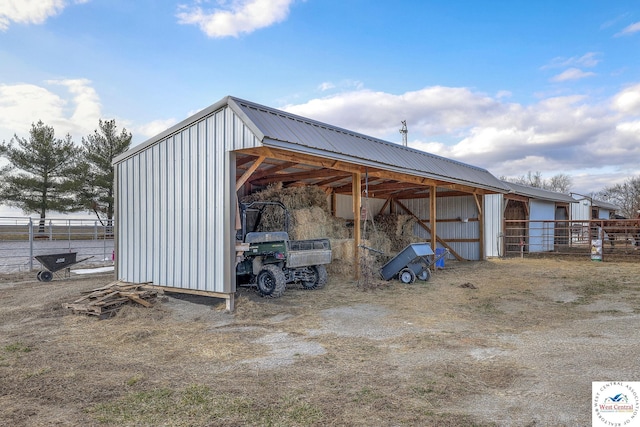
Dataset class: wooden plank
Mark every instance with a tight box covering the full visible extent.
[394,199,466,261]
[236,155,265,191]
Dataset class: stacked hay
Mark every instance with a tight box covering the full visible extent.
[373,213,422,253]
[241,184,426,278]
[241,183,348,241]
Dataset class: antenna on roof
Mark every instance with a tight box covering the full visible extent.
[399,120,408,146]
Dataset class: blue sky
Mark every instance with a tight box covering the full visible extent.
[1,0,640,216]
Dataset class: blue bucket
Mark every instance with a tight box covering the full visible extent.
[435,248,446,269]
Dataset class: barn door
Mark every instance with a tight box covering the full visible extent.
[504,199,527,253]
[554,205,569,245]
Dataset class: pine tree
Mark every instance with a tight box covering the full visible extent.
[0,121,83,231]
[80,119,132,224]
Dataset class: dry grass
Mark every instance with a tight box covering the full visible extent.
[2,257,640,426]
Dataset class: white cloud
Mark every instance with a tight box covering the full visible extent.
[0,0,89,31]
[135,118,179,141]
[283,86,503,140]
[318,82,335,91]
[550,68,596,82]
[177,0,294,38]
[0,80,102,144]
[280,83,640,194]
[543,52,601,69]
[615,21,640,37]
[612,83,640,114]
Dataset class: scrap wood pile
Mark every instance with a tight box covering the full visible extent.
[65,281,159,319]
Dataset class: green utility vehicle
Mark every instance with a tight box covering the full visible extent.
[235,201,332,298]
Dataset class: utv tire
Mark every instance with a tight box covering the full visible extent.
[301,265,328,290]
[257,264,286,298]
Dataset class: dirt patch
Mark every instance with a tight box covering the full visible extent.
[1,258,640,426]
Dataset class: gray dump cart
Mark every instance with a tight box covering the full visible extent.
[380,243,438,284]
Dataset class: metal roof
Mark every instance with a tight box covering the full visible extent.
[115,95,510,193]
[503,181,578,203]
[228,97,509,193]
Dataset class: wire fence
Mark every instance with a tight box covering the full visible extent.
[0,217,115,273]
[504,218,640,260]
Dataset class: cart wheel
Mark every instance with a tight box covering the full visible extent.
[36,271,43,282]
[40,271,53,282]
[399,268,416,284]
[417,269,431,281]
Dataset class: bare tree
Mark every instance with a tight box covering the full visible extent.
[545,173,572,193]
[501,171,572,193]
[596,176,640,218]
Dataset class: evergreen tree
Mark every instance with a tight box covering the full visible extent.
[0,121,83,230]
[80,119,132,224]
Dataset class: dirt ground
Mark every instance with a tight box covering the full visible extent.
[1,257,639,426]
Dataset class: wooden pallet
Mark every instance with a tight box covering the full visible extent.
[65,281,158,319]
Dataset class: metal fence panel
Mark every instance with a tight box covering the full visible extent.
[0,217,115,273]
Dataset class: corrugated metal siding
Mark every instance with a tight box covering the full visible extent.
[484,194,503,257]
[400,195,480,261]
[116,106,257,293]
[571,199,591,221]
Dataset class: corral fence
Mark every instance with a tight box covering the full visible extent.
[0,217,115,273]
[503,218,640,260]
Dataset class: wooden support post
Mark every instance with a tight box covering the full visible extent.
[430,185,437,252]
[353,172,361,280]
[474,193,484,259]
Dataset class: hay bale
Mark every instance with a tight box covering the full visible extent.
[372,213,421,253]
[243,183,329,212]
[329,238,355,261]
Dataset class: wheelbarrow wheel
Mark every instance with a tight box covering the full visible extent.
[257,264,286,298]
[40,271,53,282]
[399,268,416,284]
[417,269,431,281]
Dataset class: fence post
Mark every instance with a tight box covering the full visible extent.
[48,220,53,240]
[29,218,34,271]
[94,221,98,240]
[68,220,71,251]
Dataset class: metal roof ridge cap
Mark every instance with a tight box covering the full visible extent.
[227,97,267,142]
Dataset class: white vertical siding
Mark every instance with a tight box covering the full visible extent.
[571,199,591,221]
[116,106,258,293]
[409,195,481,261]
[484,194,503,257]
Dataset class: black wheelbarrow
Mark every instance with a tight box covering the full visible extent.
[34,252,93,282]
[380,243,449,284]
